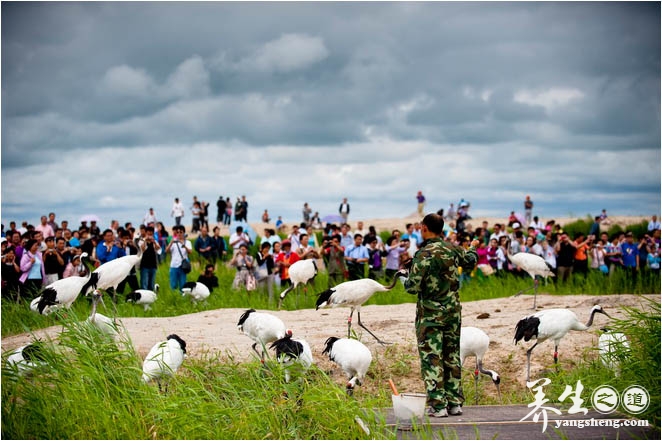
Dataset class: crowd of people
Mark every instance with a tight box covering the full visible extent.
[1,197,660,303]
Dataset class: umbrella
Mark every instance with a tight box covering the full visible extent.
[79,214,101,224]
[321,214,344,224]
[514,212,526,226]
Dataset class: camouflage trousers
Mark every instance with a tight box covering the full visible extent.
[415,300,463,410]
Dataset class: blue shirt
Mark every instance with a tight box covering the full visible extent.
[345,244,369,260]
[620,242,638,268]
[96,242,125,264]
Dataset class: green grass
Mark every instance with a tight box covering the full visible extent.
[2,251,659,337]
[2,313,393,439]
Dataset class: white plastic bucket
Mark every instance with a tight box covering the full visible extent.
[392,393,426,420]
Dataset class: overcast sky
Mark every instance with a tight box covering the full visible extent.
[2,2,660,230]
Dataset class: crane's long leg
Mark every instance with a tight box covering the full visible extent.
[356,310,390,345]
[474,360,480,405]
[277,284,295,309]
[532,278,538,309]
[526,342,539,382]
[347,307,355,338]
[554,344,559,371]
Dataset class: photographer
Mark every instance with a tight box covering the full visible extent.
[554,233,577,283]
[573,233,593,277]
[2,246,22,301]
[138,225,161,291]
[43,236,65,284]
[321,234,347,288]
[344,233,369,281]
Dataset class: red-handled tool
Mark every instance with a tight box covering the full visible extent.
[388,379,399,396]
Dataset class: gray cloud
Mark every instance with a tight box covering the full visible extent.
[1,2,659,226]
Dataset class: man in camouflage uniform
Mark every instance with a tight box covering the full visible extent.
[403,213,479,417]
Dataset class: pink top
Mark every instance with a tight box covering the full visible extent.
[476,246,489,265]
[19,250,47,285]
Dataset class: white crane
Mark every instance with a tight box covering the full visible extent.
[31,252,91,315]
[315,270,407,345]
[598,327,630,373]
[6,341,47,375]
[80,249,142,302]
[269,334,313,383]
[322,337,372,395]
[278,259,318,308]
[237,309,292,362]
[126,284,159,311]
[460,326,501,404]
[506,239,555,309]
[142,334,187,392]
[514,305,611,381]
[181,282,210,302]
[86,289,119,337]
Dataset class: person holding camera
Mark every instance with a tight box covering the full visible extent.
[166,225,192,291]
[554,233,577,283]
[2,246,22,301]
[344,234,369,281]
[322,234,347,288]
[19,239,47,299]
[139,225,161,291]
[573,233,593,277]
[43,236,65,284]
[97,229,125,265]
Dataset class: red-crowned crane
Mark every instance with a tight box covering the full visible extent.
[598,327,630,374]
[514,305,611,381]
[142,334,187,392]
[278,259,318,308]
[315,270,407,345]
[5,341,47,375]
[126,284,159,311]
[86,289,119,337]
[181,282,210,302]
[269,334,313,382]
[31,252,91,315]
[237,309,292,362]
[80,248,142,302]
[322,337,372,395]
[506,239,554,309]
[460,326,501,404]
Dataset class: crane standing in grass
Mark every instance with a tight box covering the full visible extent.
[278,259,318,308]
[514,305,611,381]
[506,238,554,309]
[460,326,501,404]
[322,337,372,396]
[315,270,408,345]
[401,213,479,418]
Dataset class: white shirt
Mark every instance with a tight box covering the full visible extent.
[143,211,157,225]
[230,232,250,250]
[648,220,661,231]
[542,245,556,269]
[171,202,185,217]
[169,240,192,268]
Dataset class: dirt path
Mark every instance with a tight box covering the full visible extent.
[3,294,657,397]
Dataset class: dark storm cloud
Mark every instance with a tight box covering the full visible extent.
[1,2,659,224]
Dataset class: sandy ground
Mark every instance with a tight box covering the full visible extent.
[3,293,658,400]
[207,214,648,239]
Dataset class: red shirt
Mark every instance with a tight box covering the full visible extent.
[274,251,300,280]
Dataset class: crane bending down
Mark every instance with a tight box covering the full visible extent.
[87,289,120,337]
[237,309,292,362]
[506,239,554,309]
[269,334,314,383]
[278,259,318,308]
[460,326,501,404]
[142,334,187,392]
[322,337,372,395]
[598,327,630,374]
[514,305,611,381]
[315,270,407,345]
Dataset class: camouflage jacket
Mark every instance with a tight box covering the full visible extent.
[404,237,478,309]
